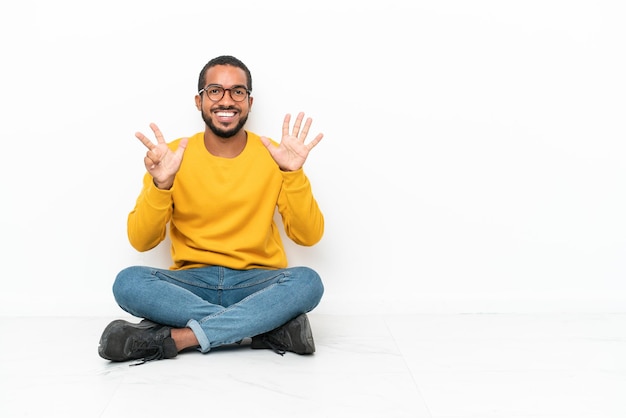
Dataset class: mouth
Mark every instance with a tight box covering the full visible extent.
[213,108,238,123]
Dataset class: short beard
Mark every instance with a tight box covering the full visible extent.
[202,108,248,138]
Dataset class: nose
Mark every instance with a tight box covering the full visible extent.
[220,88,237,103]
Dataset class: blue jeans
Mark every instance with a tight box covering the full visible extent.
[112,266,324,353]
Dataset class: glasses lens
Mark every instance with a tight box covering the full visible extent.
[206,86,225,101]
[230,87,248,102]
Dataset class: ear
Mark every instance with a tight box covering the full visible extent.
[248,96,253,110]
[195,95,202,111]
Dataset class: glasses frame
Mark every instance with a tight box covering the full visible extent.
[198,84,251,102]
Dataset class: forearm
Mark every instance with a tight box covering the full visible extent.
[127,174,173,251]
[278,169,324,246]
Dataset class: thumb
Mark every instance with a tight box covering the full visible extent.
[175,137,189,157]
[259,136,271,148]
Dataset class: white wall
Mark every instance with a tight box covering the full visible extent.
[1,0,625,316]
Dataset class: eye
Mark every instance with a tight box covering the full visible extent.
[232,88,247,97]
[208,87,222,95]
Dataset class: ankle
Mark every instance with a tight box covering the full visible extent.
[171,327,199,351]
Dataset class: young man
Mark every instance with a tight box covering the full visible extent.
[98,55,325,364]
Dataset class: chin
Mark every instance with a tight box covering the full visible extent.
[205,115,248,138]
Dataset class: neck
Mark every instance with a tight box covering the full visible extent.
[204,130,247,158]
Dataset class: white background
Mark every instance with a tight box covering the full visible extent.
[1,0,624,316]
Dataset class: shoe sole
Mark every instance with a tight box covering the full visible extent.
[289,313,315,354]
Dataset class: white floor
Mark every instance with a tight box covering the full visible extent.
[1,313,625,418]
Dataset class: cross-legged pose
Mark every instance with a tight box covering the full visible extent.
[98,55,325,365]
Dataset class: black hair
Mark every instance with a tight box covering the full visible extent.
[197,55,252,93]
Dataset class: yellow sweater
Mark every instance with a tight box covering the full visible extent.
[127,131,324,270]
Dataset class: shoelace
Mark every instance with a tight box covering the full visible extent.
[261,335,287,356]
[129,337,167,366]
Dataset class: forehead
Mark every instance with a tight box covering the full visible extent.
[204,64,248,87]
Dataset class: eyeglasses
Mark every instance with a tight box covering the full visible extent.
[198,84,251,102]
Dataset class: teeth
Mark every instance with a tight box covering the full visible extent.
[217,111,235,117]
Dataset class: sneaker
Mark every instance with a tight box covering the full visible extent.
[250,313,316,355]
[98,319,178,365]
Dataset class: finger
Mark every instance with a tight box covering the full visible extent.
[282,114,292,138]
[178,137,189,151]
[307,133,324,150]
[145,148,162,165]
[299,117,313,141]
[259,135,271,148]
[135,131,155,150]
[291,112,305,137]
[144,155,159,170]
[259,135,277,159]
[174,137,189,158]
[150,123,166,144]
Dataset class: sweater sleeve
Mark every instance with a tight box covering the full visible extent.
[127,172,173,252]
[277,168,324,246]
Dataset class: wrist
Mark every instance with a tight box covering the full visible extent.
[153,178,173,190]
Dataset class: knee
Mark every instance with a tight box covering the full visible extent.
[293,266,324,303]
[112,266,146,304]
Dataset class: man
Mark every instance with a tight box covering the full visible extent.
[98,55,325,365]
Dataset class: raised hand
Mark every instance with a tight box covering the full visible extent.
[136,123,188,189]
[260,112,323,172]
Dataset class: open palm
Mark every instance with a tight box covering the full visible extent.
[260,112,323,172]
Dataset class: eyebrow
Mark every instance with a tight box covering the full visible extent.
[205,83,248,89]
